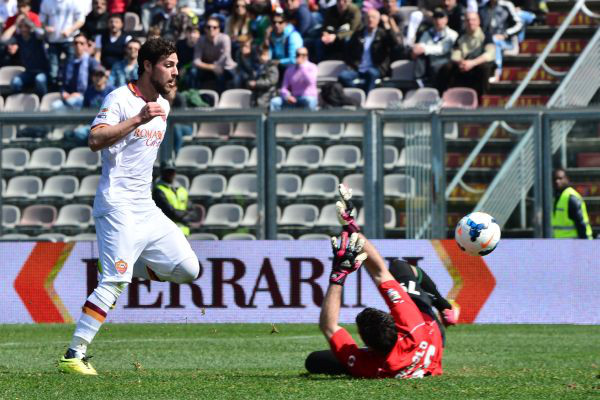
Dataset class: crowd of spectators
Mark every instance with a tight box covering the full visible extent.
[0,0,545,111]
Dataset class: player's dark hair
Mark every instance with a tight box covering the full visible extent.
[137,37,176,76]
[356,307,398,355]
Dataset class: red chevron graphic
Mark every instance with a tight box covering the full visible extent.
[14,242,74,323]
[433,240,496,323]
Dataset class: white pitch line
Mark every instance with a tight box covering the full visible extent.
[0,335,321,348]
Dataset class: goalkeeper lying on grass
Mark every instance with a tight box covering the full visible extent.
[305,184,459,379]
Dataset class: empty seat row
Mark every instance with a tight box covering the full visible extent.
[2,147,99,173]
[175,144,363,170]
[2,175,99,200]
[201,203,399,229]
[2,204,93,229]
[186,172,415,200]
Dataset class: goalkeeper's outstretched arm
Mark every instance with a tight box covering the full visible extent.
[358,233,395,287]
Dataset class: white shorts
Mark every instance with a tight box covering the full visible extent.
[95,207,197,283]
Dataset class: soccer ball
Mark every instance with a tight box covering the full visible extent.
[454,212,501,256]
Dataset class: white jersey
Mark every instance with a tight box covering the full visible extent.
[90,83,170,217]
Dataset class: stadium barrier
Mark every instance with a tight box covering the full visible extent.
[2,240,598,324]
[1,108,599,240]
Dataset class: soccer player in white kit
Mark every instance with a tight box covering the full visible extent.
[58,38,200,376]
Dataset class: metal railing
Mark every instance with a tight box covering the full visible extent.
[0,107,599,239]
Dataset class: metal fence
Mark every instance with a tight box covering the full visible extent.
[1,107,599,239]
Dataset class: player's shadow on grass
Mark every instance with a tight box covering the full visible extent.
[299,372,352,381]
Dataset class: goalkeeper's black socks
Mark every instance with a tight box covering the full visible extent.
[415,266,452,312]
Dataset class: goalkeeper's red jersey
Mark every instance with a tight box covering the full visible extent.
[329,280,444,379]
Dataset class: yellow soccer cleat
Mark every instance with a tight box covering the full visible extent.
[58,356,98,376]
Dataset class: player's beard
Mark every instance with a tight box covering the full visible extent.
[150,74,174,97]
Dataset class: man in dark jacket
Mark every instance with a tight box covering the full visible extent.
[317,0,362,61]
[338,9,393,93]
[247,45,279,108]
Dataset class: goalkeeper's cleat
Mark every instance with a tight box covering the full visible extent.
[442,300,460,327]
[58,351,98,376]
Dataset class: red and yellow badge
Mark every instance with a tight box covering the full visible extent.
[115,259,128,274]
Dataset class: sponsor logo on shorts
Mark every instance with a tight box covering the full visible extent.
[115,259,128,274]
[386,288,402,304]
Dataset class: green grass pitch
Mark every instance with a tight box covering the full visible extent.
[0,324,598,399]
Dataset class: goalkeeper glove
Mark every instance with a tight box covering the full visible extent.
[336,183,359,234]
[329,232,367,286]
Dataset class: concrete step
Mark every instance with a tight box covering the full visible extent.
[504,53,577,67]
[500,66,567,81]
[488,80,558,96]
[519,38,588,54]
[446,152,507,169]
[524,25,598,39]
[545,11,598,26]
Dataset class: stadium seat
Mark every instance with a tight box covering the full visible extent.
[403,88,440,109]
[321,145,361,169]
[76,175,100,199]
[222,232,256,240]
[383,122,407,138]
[203,203,244,228]
[0,95,4,110]
[225,173,257,198]
[384,145,399,170]
[2,205,20,228]
[26,147,65,172]
[342,174,364,198]
[0,233,29,240]
[187,204,206,229]
[39,175,79,200]
[279,204,319,227]
[398,145,431,167]
[342,122,364,138]
[283,145,323,169]
[4,92,39,111]
[174,174,190,191]
[365,88,403,109]
[247,146,286,168]
[36,232,68,242]
[357,204,397,229]
[442,87,478,109]
[275,123,305,140]
[54,204,94,229]
[1,178,5,195]
[277,233,295,240]
[188,232,219,240]
[39,92,62,112]
[298,233,331,240]
[194,122,232,139]
[211,145,249,169]
[175,145,212,169]
[63,147,101,172]
[384,174,416,198]
[241,203,282,227]
[3,93,40,143]
[390,60,415,81]
[315,204,340,227]
[123,11,143,32]
[299,173,339,198]
[218,89,252,108]
[305,122,344,140]
[2,148,29,172]
[343,87,366,107]
[277,173,302,198]
[189,174,227,199]
[231,121,257,138]
[317,60,346,83]
[71,233,98,241]
[198,89,219,107]
[0,66,25,89]
[5,176,43,200]
[19,204,57,228]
